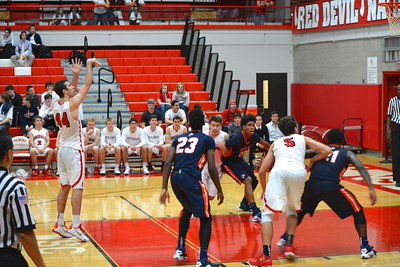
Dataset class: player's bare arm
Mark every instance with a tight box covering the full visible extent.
[160,146,175,205]
[259,143,275,194]
[305,137,332,170]
[347,151,377,205]
[206,149,224,205]
[258,138,270,150]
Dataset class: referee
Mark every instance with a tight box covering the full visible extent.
[387,85,400,187]
[0,131,46,267]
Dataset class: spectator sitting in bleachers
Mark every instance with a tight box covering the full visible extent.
[83,118,100,175]
[39,94,56,130]
[228,113,242,136]
[93,0,110,25]
[162,115,187,169]
[0,93,13,131]
[172,82,190,114]
[5,85,21,127]
[222,99,241,126]
[108,0,126,25]
[51,7,68,26]
[19,94,38,136]
[165,100,187,126]
[121,117,147,175]
[11,31,35,67]
[0,27,15,59]
[266,110,283,143]
[27,25,43,57]
[29,116,54,176]
[143,115,164,174]
[140,98,162,127]
[26,85,40,108]
[155,84,172,123]
[99,118,121,175]
[126,0,145,25]
[41,81,59,104]
[69,6,82,25]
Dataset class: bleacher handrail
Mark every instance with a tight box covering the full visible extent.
[107,88,113,120]
[97,67,115,103]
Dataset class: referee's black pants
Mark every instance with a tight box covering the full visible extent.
[0,248,28,267]
[392,123,400,182]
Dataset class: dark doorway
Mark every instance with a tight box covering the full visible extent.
[256,73,287,123]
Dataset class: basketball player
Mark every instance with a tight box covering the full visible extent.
[162,115,187,167]
[52,58,100,242]
[277,129,377,259]
[83,118,100,175]
[201,115,229,200]
[29,115,54,176]
[220,114,270,222]
[120,117,147,175]
[159,109,223,267]
[249,116,332,267]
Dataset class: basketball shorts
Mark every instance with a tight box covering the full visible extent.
[32,147,52,156]
[86,145,98,155]
[57,147,85,189]
[262,166,307,214]
[301,180,363,219]
[221,160,257,184]
[171,171,210,218]
[201,163,222,198]
[127,147,140,156]
[151,146,161,157]
[105,147,116,155]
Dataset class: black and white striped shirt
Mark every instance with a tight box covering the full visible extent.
[0,167,36,250]
[388,96,400,125]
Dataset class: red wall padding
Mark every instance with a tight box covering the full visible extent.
[291,84,382,151]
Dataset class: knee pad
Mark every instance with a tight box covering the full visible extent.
[354,209,366,225]
[261,212,274,224]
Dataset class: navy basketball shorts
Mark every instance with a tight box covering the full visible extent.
[222,161,257,184]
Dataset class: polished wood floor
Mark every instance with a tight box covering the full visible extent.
[21,154,400,267]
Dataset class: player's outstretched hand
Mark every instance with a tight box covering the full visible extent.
[216,191,224,206]
[159,189,170,205]
[87,58,101,67]
[69,58,83,74]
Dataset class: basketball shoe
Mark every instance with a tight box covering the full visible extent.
[252,212,262,222]
[276,237,287,247]
[361,245,376,259]
[68,224,89,242]
[52,223,72,238]
[143,167,150,175]
[238,202,252,212]
[94,166,100,175]
[42,169,51,176]
[173,249,187,261]
[196,259,220,267]
[248,254,273,267]
[32,169,39,176]
[284,245,297,259]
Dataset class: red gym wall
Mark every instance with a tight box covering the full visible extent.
[291,84,382,151]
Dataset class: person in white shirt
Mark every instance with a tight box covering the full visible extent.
[51,7,68,26]
[39,94,56,130]
[266,111,283,143]
[165,100,187,125]
[83,118,100,175]
[120,118,147,175]
[29,116,54,176]
[99,118,121,175]
[41,81,60,104]
[143,115,164,174]
[162,115,187,167]
[0,93,13,131]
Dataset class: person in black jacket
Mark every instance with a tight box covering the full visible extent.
[27,25,43,56]
[5,85,22,127]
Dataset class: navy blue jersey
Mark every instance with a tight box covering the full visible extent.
[172,130,215,179]
[223,132,261,164]
[309,146,348,184]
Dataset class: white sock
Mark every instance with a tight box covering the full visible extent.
[115,164,119,169]
[34,166,38,169]
[72,215,80,228]
[44,165,49,170]
[142,162,148,168]
[125,163,129,169]
[101,164,106,169]
[57,213,65,226]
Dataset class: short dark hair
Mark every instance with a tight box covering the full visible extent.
[26,85,34,92]
[5,85,14,92]
[173,115,182,122]
[24,94,32,102]
[271,111,278,116]
[4,27,11,34]
[189,109,204,130]
[0,130,13,162]
[233,113,241,119]
[1,93,10,102]
[44,93,52,100]
[209,115,223,124]
[241,114,256,126]
[278,116,297,136]
[149,114,158,121]
[45,81,54,88]
[129,117,138,124]
[327,128,345,145]
[33,115,43,122]
[171,100,179,107]
[54,80,68,98]
[193,104,202,110]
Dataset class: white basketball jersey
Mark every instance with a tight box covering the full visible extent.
[209,131,226,169]
[273,134,306,169]
[31,128,47,149]
[53,100,84,151]
[167,124,185,142]
[83,127,99,145]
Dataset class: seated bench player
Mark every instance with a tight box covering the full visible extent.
[120,118,147,175]
[29,116,54,176]
[99,118,121,175]
[83,118,100,175]
[143,115,164,174]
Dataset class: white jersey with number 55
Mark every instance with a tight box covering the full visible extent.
[53,100,84,151]
[273,134,306,170]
